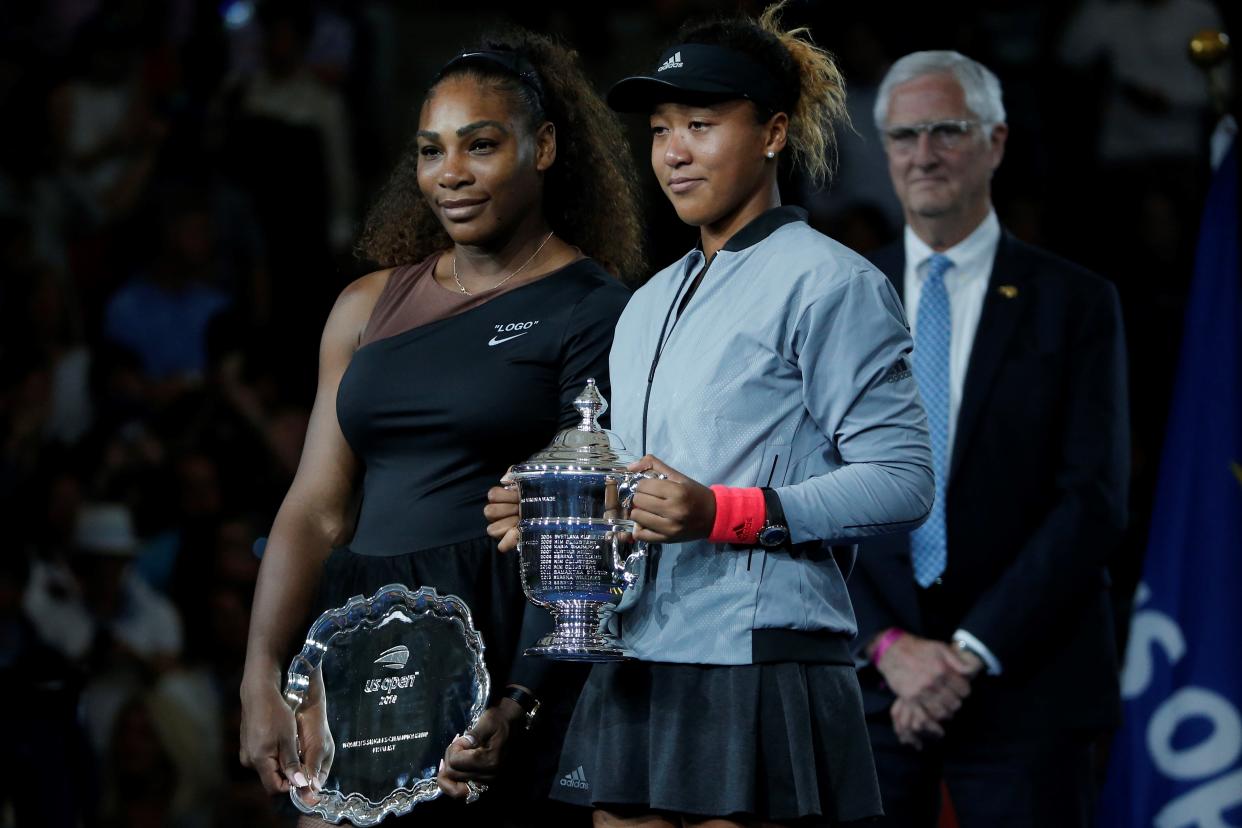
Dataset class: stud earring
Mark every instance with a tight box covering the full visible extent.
[766,151,776,159]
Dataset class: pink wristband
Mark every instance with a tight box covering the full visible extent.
[708,485,765,544]
[871,627,905,665]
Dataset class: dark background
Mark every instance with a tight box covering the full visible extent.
[0,1,1235,825]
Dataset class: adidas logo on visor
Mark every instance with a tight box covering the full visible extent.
[559,765,590,789]
[657,51,683,72]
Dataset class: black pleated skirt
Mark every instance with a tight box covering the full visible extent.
[551,660,884,825]
[305,540,590,828]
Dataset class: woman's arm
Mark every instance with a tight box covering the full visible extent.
[239,270,389,794]
[624,270,932,546]
[777,269,934,542]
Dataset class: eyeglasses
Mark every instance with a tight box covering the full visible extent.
[883,119,982,153]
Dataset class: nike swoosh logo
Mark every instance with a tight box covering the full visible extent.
[488,332,530,346]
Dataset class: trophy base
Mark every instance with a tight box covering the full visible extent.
[525,599,634,662]
[525,641,633,662]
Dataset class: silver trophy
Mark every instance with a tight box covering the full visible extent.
[283,584,490,825]
[511,380,659,661]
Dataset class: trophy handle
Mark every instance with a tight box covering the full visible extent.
[608,530,648,586]
[614,471,666,587]
[619,540,650,587]
[617,471,668,511]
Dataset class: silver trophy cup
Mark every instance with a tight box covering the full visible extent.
[511,380,659,660]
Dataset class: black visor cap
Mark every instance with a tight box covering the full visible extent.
[607,43,788,115]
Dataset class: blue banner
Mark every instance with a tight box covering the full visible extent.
[1099,141,1241,827]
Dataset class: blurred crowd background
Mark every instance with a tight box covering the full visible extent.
[0,1,1234,826]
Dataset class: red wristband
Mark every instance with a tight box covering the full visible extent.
[871,627,905,665]
[708,485,765,544]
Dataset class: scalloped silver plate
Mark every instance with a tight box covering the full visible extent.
[284,584,489,825]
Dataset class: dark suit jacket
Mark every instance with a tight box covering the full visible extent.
[851,230,1129,733]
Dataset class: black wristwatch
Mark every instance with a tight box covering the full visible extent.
[502,685,541,730]
[757,487,790,548]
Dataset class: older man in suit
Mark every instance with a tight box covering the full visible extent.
[850,51,1130,827]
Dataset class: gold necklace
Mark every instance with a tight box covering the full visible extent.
[452,231,555,296]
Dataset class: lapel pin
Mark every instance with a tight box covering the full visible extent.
[998,285,1019,299]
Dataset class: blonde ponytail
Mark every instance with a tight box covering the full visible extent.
[758,1,850,188]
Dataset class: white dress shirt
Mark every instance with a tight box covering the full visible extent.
[902,210,1004,675]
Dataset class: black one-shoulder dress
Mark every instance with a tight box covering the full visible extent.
[318,254,629,826]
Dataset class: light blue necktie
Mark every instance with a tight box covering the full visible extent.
[910,253,953,587]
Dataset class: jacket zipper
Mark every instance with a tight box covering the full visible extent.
[641,253,714,454]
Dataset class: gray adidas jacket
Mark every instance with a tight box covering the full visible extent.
[608,207,933,665]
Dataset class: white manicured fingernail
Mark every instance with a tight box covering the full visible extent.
[293,771,309,788]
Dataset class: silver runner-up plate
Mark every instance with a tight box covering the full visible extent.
[283,584,489,825]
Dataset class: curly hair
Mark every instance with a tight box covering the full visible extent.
[357,29,645,281]
[678,1,849,188]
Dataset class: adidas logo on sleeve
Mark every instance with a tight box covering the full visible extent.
[657,51,683,72]
[559,765,590,789]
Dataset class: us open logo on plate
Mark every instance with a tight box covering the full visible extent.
[374,645,409,670]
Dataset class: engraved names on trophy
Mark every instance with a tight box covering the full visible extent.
[534,526,626,603]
